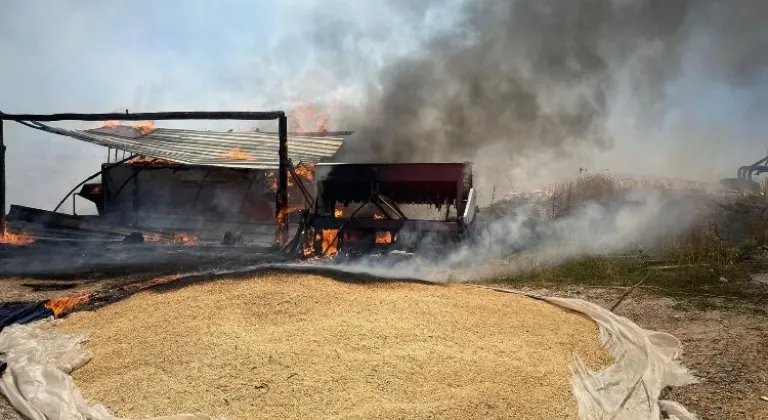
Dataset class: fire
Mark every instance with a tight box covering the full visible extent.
[371,213,393,244]
[0,221,34,245]
[131,120,156,135]
[135,274,183,289]
[170,232,197,246]
[101,120,120,129]
[143,233,161,242]
[266,162,316,192]
[44,294,90,317]
[376,231,393,244]
[293,162,316,184]
[126,155,177,165]
[222,147,253,161]
[318,209,344,256]
[290,104,330,133]
[320,230,339,256]
[301,208,344,257]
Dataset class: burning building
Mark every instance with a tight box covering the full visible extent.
[0,111,353,246]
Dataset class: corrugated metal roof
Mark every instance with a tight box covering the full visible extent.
[35,124,349,169]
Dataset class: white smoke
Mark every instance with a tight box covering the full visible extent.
[320,188,702,282]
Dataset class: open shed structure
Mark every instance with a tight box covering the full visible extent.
[0,111,352,246]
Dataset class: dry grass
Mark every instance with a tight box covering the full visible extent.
[56,273,610,420]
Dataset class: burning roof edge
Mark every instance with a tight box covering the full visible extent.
[21,122,355,170]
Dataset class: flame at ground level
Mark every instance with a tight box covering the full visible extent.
[0,221,34,245]
[170,232,198,246]
[44,294,90,317]
[42,273,188,318]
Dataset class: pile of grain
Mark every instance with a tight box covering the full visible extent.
[56,274,611,420]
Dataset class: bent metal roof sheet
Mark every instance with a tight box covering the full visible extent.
[37,124,350,169]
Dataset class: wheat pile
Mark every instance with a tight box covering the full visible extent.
[56,273,611,420]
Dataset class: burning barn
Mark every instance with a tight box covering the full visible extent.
[0,111,353,246]
[0,110,479,258]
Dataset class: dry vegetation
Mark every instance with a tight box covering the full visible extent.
[56,273,610,420]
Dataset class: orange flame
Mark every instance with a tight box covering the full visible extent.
[222,146,253,161]
[126,155,177,165]
[290,104,330,133]
[44,294,90,317]
[371,213,393,244]
[376,231,393,244]
[143,233,161,242]
[318,209,344,256]
[101,120,120,129]
[301,208,343,257]
[131,120,156,135]
[170,232,197,246]
[133,274,184,290]
[320,230,339,256]
[267,162,316,192]
[0,221,34,245]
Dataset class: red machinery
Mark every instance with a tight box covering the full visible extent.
[289,162,478,256]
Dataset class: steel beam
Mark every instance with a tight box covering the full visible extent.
[0,120,4,226]
[275,115,289,245]
[0,110,285,122]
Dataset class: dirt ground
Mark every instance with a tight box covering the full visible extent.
[2,275,767,420]
[495,284,768,420]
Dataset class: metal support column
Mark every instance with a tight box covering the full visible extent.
[0,120,5,228]
[275,115,289,245]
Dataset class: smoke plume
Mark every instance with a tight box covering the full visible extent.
[320,188,704,282]
[337,0,768,192]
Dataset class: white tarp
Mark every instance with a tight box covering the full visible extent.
[0,292,698,420]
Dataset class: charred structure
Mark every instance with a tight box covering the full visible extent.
[0,110,352,246]
[289,162,478,257]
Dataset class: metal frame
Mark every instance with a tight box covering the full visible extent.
[0,110,291,245]
[738,156,768,184]
[294,162,478,257]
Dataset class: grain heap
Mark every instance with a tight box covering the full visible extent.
[56,273,611,420]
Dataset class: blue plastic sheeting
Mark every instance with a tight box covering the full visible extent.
[0,302,53,332]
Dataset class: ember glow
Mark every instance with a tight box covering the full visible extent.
[0,221,34,245]
[126,155,177,165]
[320,208,344,256]
[143,233,161,242]
[131,120,157,135]
[302,208,343,257]
[293,162,316,184]
[376,231,393,244]
[170,232,198,246]
[321,230,339,256]
[222,146,253,161]
[267,162,316,192]
[44,294,90,317]
[372,213,394,244]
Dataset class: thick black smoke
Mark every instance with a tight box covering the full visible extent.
[336,0,767,187]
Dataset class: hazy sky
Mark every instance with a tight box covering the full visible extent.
[1,0,766,212]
